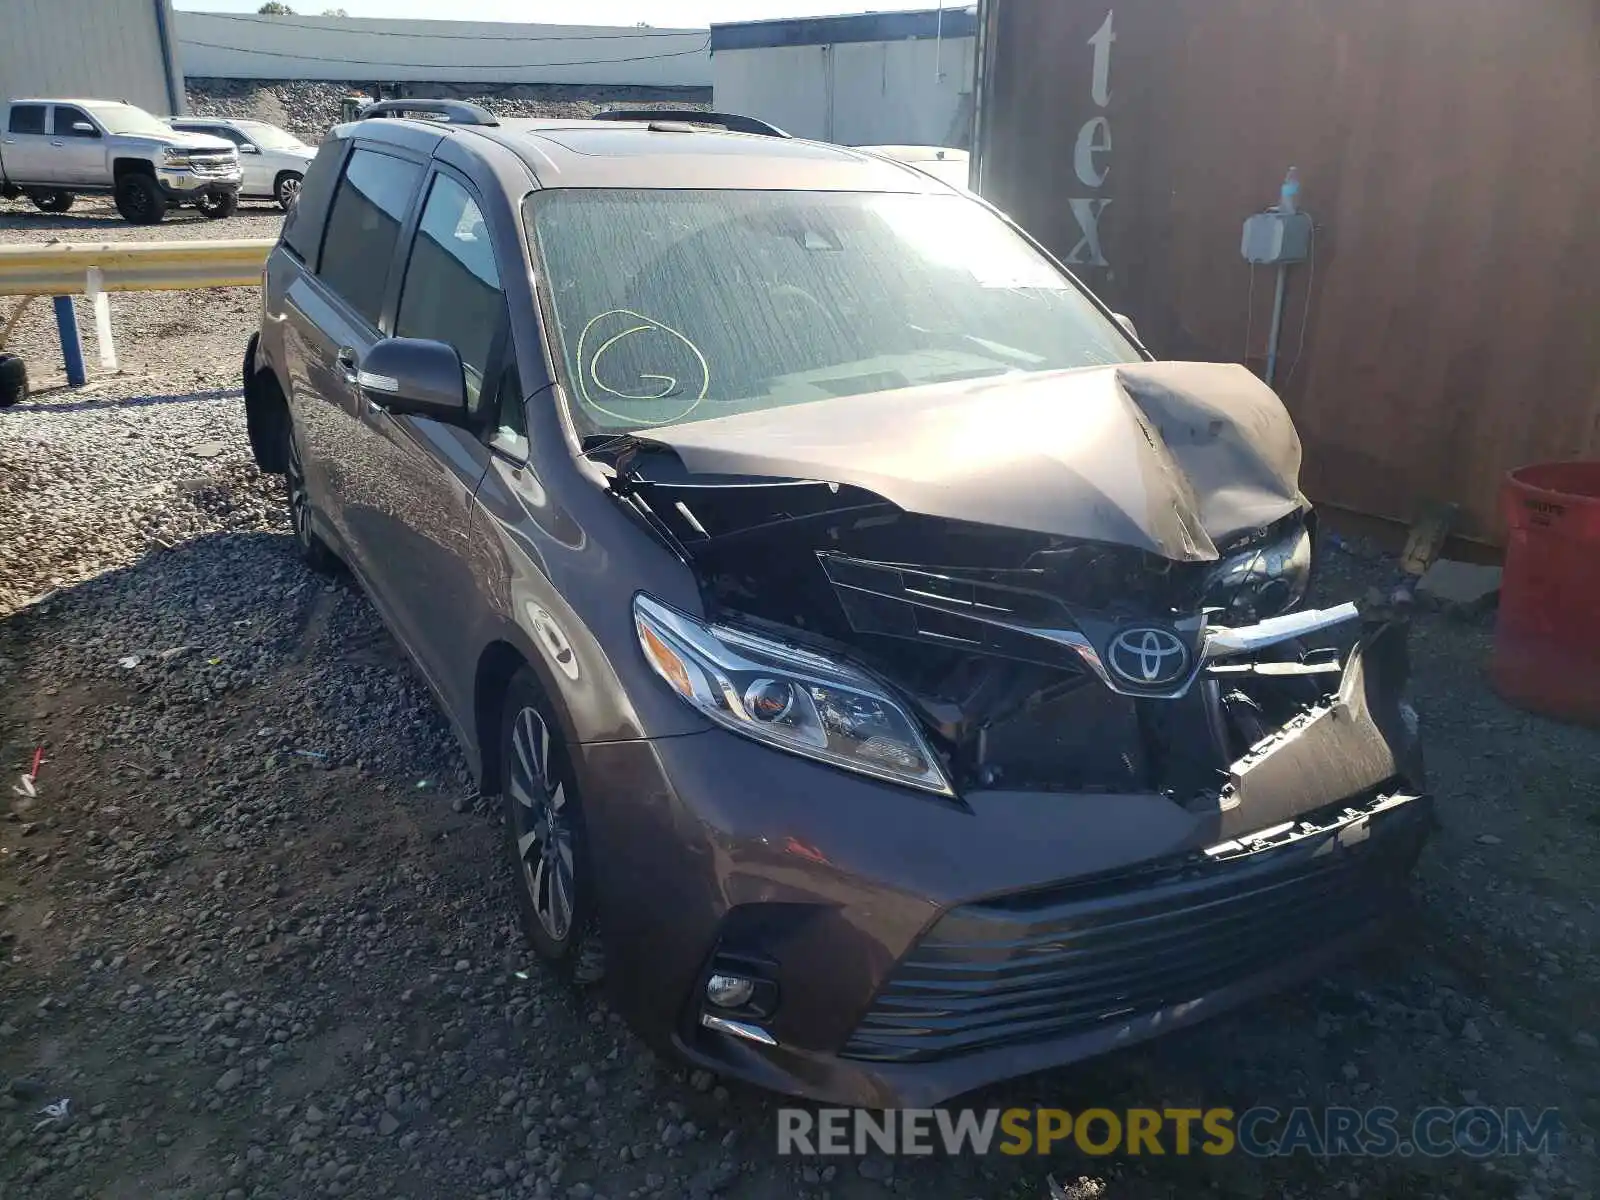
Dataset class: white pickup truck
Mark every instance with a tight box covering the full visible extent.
[0,98,242,224]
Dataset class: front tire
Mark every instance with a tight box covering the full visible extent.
[0,355,27,408]
[274,171,304,211]
[114,174,167,225]
[500,673,595,969]
[283,418,339,574]
[195,190,238,220]
[29,190,74,213]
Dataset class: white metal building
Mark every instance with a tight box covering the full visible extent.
[711,8,977,147]
[1,0,186,116]
[177,13,711,90]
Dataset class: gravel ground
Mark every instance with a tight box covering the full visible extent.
[184,79,711,146]
[2,206,1598,1200]
[0,200,282,615]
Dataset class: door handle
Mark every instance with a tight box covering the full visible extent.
[50,140,64,147]
[335,346,358,384]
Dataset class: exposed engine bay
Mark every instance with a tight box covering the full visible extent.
[594,362,1416,803]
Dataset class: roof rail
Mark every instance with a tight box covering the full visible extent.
[590,109,791,138]
[357,99,499,127]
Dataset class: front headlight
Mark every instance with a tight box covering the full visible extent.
[162,148,193,167]
[1202,524,1313,623]
[633,594,952,795]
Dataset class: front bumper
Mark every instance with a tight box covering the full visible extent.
[156,167,241,197]
[575,622,1432,1106]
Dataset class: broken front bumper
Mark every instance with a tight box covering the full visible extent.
[576,621,1432,1107]
[156,167,241,198]
[842,788,1430,1069]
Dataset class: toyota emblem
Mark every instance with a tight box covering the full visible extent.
[1107,626,1189,687]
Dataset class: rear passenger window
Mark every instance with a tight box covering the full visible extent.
[316,148,422,326]
[8,106,46,135]
[279,139,344,263]
[396,173,505,418]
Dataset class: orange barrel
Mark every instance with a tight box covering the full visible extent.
[1492,462,1600,725]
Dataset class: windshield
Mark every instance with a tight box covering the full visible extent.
[90,103,177,137]
[235,121,307,151]
[527,189,1139,434]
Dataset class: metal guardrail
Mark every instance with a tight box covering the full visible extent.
[0,238,276,387]
[0,238,275,297]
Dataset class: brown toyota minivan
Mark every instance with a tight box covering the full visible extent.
[243,101,1432,1107]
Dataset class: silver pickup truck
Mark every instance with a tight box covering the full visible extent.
[0,98,242,224]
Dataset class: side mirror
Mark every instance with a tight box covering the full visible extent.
[71,122,99,135]
[1113,312,1141,343]
[239,143,260,154]
[358,338,468,424]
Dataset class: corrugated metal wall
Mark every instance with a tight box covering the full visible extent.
[714,38,976,146]
[177,13,711,89]
[712,10,978,148]
[975,0,1600,543]
[0,0,182,115]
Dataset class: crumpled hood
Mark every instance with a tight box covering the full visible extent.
[633,361,1306,562]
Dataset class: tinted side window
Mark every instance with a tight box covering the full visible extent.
[396,173,505,417]
[8,105,46,135]
[316,148,422,326]
[178,123,239,146]
[493,363,527,458]
[54,107,100,138]
[279,139,344,263]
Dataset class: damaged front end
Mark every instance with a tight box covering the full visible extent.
[584,361,1433,1093]
[597,363,1426,819]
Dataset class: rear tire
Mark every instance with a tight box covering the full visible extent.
[114,174,167,225]
[195,190,238,220]
[283,417,339,574]
[0,355,27,407]
[29,190,74,213]
[500,671,596,971]
[274,171,304,211]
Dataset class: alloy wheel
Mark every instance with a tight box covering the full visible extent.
[285,428,313,553]
[508,706,576,943]
[277,174,302,208]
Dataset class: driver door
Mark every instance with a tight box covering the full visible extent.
[50,106,105,185]
[343,166,513,722]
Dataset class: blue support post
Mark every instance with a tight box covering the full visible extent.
[53,296,86,387]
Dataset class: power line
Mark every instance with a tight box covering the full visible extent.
[179,37,712,71]
[197,12,701,42]
[1281,219,1318,389]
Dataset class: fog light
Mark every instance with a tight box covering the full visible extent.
[705,973,755,1008]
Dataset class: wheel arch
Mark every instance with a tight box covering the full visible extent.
[473,635,582,798]
[112,158,156,180]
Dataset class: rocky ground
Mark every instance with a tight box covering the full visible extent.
[2,204,1598,1200]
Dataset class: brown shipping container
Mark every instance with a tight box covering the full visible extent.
[973,0,1600,544]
